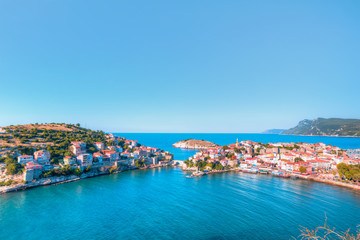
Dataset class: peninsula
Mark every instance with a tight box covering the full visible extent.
[0,123,173,194]
[173,139,219,149]
[179,139,360,190]
[281,118,360,137]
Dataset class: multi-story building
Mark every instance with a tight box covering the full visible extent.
[63,156,76,165]
[103,150,119,161]
[18,155,34,164]
[34,150,51,164]
[93,152,103,163]
[25,162,43,179]
[71,144,86,156]
[77,154,93,167]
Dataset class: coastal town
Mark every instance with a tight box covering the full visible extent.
[1,123,360,194]
[179,139,360,186]
[0,124,173,193]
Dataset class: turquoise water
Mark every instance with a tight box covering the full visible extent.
[1,134,360,239]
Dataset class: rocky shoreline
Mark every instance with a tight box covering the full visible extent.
[0,164,172,195]
[3,163,360,195]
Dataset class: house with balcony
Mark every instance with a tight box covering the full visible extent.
[71,144,86,156]
[77,154,93,168]
[18,155,34,164]
[63,156,76,165]
[93,152,103,163]
[34,150,51,165]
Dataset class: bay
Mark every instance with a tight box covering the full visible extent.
[1,133,360,240]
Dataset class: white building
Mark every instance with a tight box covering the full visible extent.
[18,155,34,164]
[77,154,93,167]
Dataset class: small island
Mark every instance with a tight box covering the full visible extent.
[173,139,219,150]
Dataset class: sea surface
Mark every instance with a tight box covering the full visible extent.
[0,134,360,240]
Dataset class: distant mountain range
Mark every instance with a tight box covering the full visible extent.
[262,129,286,134]
[280,118,360,137]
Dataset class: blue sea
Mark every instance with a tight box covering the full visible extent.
[118,133,360,160]
[1,134,360,240]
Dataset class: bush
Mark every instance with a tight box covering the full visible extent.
[72,168,82,177]
[5,163,22,175]
[84,166,91,173]
[298,217,359,239]
[0,180,14,186]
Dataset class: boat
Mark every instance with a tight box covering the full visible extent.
[271,171,290,178]
[243,168,258,174]
[259,168,270,174]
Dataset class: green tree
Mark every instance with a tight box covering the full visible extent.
[299,166,307,174]
[6,163,21,175]
[73,168,82,177]
[337,163,349,179]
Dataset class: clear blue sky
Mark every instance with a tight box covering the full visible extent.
[0,0,359,133]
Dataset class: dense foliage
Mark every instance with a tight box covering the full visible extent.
[40,165,83,178]
[134,159,145,168]
[337,163,360,182]
[2,156,23,175]
[184,159,224,171]
[0,179,14,186]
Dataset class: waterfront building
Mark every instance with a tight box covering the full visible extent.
[307,159,331,170]
[25,162,43,179]
[103,150,119,161]
[77,154,93,167]
[24,169,34,182]
[93,152,103,163]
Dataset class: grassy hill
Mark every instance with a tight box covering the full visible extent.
[281,118,360,137]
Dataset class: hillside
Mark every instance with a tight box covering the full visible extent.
[173,139,219,149]
[0,123,108,164]
[281,118,360,137]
